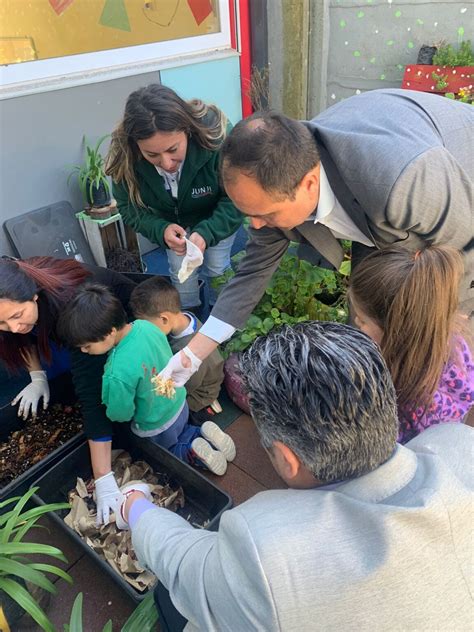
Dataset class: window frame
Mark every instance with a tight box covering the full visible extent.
[0,0,232,92]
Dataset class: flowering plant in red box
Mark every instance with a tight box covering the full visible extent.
[401,41,473,100]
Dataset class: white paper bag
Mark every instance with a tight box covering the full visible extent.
[177,237,204,283]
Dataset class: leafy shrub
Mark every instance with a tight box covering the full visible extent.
[218,253,349,356]
[433,41,474,67]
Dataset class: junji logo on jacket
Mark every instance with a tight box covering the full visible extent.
[191,185,213,198]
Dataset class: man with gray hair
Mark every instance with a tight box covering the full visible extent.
[122,322,473,631]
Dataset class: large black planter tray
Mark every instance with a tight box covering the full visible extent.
[0,431,85,509]
[31,434,232,602]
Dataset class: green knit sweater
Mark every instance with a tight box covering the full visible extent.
[102,320,186,431]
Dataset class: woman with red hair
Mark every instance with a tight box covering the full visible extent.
[0,256,136,522]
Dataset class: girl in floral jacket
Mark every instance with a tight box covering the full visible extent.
[349,245,473,443]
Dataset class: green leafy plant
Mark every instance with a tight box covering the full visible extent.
[432,40,474,67]
[0,487,72,631]
[64,593,112,632]
[64,591,159,632]
[445,86,473,104]
[218,252,349,356]
[431,71,449,91]
[68,135,111,207]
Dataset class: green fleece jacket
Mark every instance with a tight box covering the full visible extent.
[101,320,186,432]
[113,134,243,249]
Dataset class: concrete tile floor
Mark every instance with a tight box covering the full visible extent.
[15,412,283,631]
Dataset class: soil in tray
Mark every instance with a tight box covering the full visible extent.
[0,404,83,489]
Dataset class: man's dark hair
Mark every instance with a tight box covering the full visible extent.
[220,111,320,199]
[130,276,181,318]
[239,322,398,483]
[57,283,127,347]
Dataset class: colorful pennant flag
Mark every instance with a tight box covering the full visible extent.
[100,0,131,32]
[49,0,76,16]
[187,0,213,26]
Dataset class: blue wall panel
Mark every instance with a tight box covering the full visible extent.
[160,54,242,124]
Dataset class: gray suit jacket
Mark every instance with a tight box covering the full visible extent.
[133,424,474,631]
[212,89,473,328]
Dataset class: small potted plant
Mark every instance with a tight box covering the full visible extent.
[402,40,474,99]
[68,135,113,218]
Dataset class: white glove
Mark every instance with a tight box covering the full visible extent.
[177,238,204,283]
[12,370,50,420]
[158,346,202,387]
[94,472,122,526]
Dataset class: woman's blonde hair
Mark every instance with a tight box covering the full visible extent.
[348,244,465,411]
[106,84,228,208]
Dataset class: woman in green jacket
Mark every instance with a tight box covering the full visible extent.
[106,84,242,309]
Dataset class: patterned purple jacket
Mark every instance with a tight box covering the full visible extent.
[398,337,474,444]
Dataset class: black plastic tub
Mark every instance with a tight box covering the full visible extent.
[31,434,232,602]
[0,431,84,511]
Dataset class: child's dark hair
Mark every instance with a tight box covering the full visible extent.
[57,283,127,347]
[130,276,181,318]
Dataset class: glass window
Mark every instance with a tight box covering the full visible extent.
[0,0,231,86]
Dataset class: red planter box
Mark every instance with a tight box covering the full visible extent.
[401,64,474,94]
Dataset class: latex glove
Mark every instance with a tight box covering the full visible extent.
[177,237,204,284]
[94,471,122,526]
[158,346,202,388]
[12,370,50,420]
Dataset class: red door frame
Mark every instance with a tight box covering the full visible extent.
[229,0,252,117]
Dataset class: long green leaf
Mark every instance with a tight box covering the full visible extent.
[0,496,22,510]
[93,134,110,156]
[11,502,70,542]
[68,592,84,632]
[28,563,73,585]
[1,487,38,544]
[102,620,113,632]
[0,542,67,561]
[121,592,159,632]
[12,520,48,543]
[0,558,56,594]
[0,576,55,632]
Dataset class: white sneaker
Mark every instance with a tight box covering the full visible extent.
[201,421,236,462]
[115,482,152,530]
[191,437,227,476]
[210,399,223,414]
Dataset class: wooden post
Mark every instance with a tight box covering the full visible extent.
[76,204,143,270]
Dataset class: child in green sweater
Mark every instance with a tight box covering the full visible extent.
[130,276,225,426]
[58,284,235,477]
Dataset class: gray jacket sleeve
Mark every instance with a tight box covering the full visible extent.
[210,226,290,329]
[385,146,473,312]
[132,506,278,631]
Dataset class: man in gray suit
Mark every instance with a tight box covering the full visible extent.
[158,89,473,384]
[123,322,473,631]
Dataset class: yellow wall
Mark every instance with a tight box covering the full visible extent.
[0,0,219,64]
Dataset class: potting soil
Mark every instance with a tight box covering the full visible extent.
[0,404,83,488]
[64,450,207,592]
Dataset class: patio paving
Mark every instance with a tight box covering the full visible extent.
[16,412,285,631]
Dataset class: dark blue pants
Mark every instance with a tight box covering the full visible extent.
[147,403,201,464]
